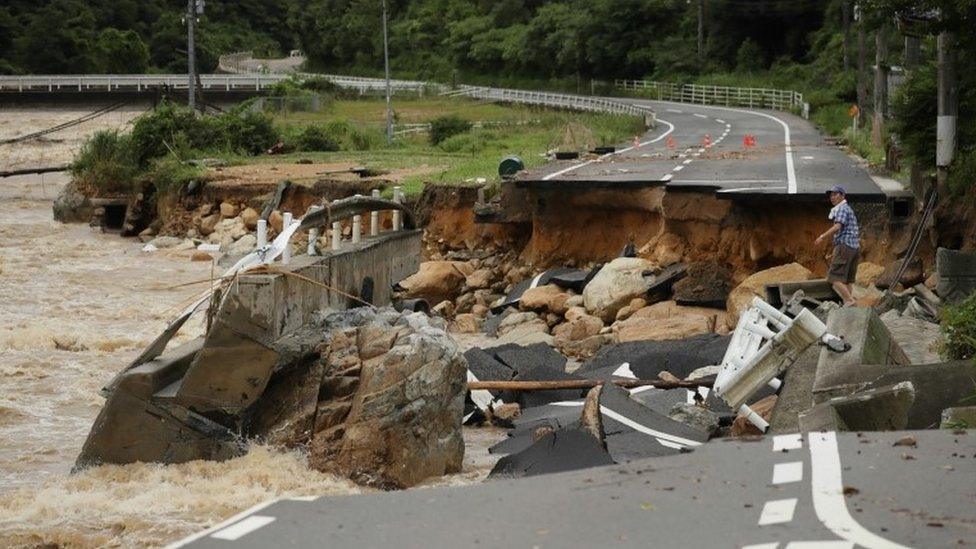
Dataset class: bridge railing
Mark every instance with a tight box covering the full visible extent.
[614,79,808,117]
[0,74,291,92]
[455,86,656,124]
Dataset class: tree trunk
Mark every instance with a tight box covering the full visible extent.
[697,0,705,66]
[856,18,868,128]
[842,1,852,70]
[872,23,888,147]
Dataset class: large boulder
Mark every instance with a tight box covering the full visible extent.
[519,284,567,312]
[726,263,814,327]
[52,179,93,223]
[613,301,723,343]
[398,261,475,305]
[286,309,467,489]
[583,257,655,322]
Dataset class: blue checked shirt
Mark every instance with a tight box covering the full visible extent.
[828,200,860,249]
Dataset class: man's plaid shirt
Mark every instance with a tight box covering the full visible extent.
[829,200,860,249]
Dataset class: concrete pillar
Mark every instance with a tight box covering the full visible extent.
[282,212,293,264]
[331,221,341,250]
[477,187,485,205]
[371,189,380,236]
[307,228,318,255]
[352,215,362,244]
[257,219,267,248]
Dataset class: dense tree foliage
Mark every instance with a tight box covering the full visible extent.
[0,0,297,74]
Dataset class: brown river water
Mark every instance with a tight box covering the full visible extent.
[0,107,504,548]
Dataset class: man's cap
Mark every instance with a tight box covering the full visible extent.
[826,185,846,195]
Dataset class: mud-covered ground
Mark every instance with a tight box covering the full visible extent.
[0,107,505,548]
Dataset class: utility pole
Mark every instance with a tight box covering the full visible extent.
[382,0,393,146]
[872,22,888,147]
[842,1,852,70]
[855,4,868,128]
[186,0,204,112]
[937,31,958,195]
[697,0,705,66]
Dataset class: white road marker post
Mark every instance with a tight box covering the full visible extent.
[256,219,267,248]
[352,215,362,244]
[281,212,293,264]
[331,221,341,251]
[392,185,402,231]
[370,189,380,236]
[307,227,318,256]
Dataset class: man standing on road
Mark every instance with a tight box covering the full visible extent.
[815,185,860,307]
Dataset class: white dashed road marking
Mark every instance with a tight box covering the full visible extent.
[773,434,803,452]
[758,498,798,526]
[772,461,804,485]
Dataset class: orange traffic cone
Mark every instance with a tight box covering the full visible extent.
[633,135,641,148]
[703,134,712,147]
[666,135,676,149]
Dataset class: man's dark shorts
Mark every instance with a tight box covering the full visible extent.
[828,244,859,284]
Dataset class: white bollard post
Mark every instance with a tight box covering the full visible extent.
[331,221,341,250]
[282,212,293,264]
[370,189,380,236]
[392,186,402,231]
[307,228,318,256]
[256,219,267,248]
[352,215,362,244]
[477,187,485,205]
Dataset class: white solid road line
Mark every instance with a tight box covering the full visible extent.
[772,461,804,485]
[758,498,798,525]
[773,434,803,452]
[808,432,911,549]
[211,515,277,541]
[541,119,675,181]
[549,402,703,448]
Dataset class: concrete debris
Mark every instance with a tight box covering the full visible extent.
[726,262,814,328]
[798,382,916,432]
[937,247,976,304]
[813,307,910,395]
[668,403,720,437]
[879,309,944,365]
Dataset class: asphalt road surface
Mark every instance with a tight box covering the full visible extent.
[522,100,885,202]
[170,430,975,548]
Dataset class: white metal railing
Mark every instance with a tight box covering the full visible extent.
[0,74,290,92]
[455,86,656,122]
[614,79,807,117]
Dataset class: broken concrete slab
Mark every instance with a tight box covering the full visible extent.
[879,310,944,365]
[765,279,838,308]
[813,307,910,396]
[768,344,821,433]
[936,247,976,304]
[798,382,915,432]
[668,403,719,437]
[871,361,976,429]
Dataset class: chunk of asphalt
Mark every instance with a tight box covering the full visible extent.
[598,384,709,445]
[577,334,731,380]
[629,388,693,417]
[605,430,683,462]
[488,428,615,479]
[646,262,687,301]
[549,266,603,293]
[492,342,568,374]
[490,268,579,314]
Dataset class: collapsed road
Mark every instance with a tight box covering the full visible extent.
[169,429,974,549]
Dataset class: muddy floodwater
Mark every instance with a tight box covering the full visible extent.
[0,108,504,548]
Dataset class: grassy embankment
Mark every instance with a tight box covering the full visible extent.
[254,96,646,196]
[70,96,645,199]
